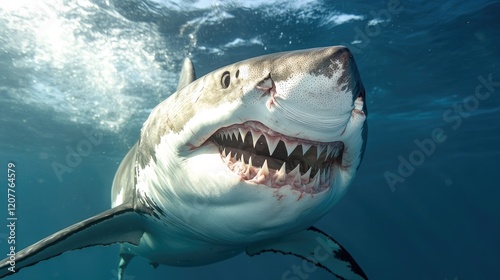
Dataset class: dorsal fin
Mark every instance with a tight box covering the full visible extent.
[176,58,196,91]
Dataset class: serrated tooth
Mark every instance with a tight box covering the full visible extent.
[225,131,231,140]
[284,140,298,156]
[314,172,321,189]
[237,161,246,173]
[240,154,245,163]
[301,143,312,154]
[248,156,253,167]
[316,145,326,159]
[238,128,248,141]
[301,167,312,184]
[261,160,269,176]
[293,168,301,186]
[319,169,326,184]
[288,163,300,177]
[225,151,232,162]
[276,162,287,184]
[306,171,320,189]
[265,135,280,155]
[326,145,334,159]
[256,159,269,180]
[222,148,226,157]
[325,167,331,179]
[250,130,261,148]
[278,162,286,175]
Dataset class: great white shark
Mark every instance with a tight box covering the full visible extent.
[0,46,368,279]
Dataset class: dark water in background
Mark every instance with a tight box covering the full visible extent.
[1,0,499,279]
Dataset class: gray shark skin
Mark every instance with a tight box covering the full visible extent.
[0,46,368,280]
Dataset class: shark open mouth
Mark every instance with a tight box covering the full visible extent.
[211,121,344,194]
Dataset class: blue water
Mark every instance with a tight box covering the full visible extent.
[1,0,499,279]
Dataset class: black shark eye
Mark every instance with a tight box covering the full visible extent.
[221,71,231,89]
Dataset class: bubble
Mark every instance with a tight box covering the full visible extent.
[39,152,49,160]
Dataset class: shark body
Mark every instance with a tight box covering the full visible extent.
[0,46,368,279]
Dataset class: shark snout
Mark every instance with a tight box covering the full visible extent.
[256,46,365,140]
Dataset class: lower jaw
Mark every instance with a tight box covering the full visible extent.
[221,152,335,194]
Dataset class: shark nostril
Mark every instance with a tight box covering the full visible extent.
[256,74,273,92]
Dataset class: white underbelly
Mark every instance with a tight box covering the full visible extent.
[127,223,244,266]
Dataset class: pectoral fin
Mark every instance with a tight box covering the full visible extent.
[246,226,367,280]
[0,203,144,278]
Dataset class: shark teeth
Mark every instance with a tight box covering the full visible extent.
[238,127,249,141]
[283,140,299,156]
[215,125,344,160]
[275,162,287,184]
[222,152,328,193]
[250,130,261,148]
[212,122,344,194]
[316,145,326,159]
[264,134,280,155]
[301,143,312,154]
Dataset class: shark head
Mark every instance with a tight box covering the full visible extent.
[133,46,367,244]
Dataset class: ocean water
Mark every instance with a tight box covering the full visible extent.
[0,0,499,279]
